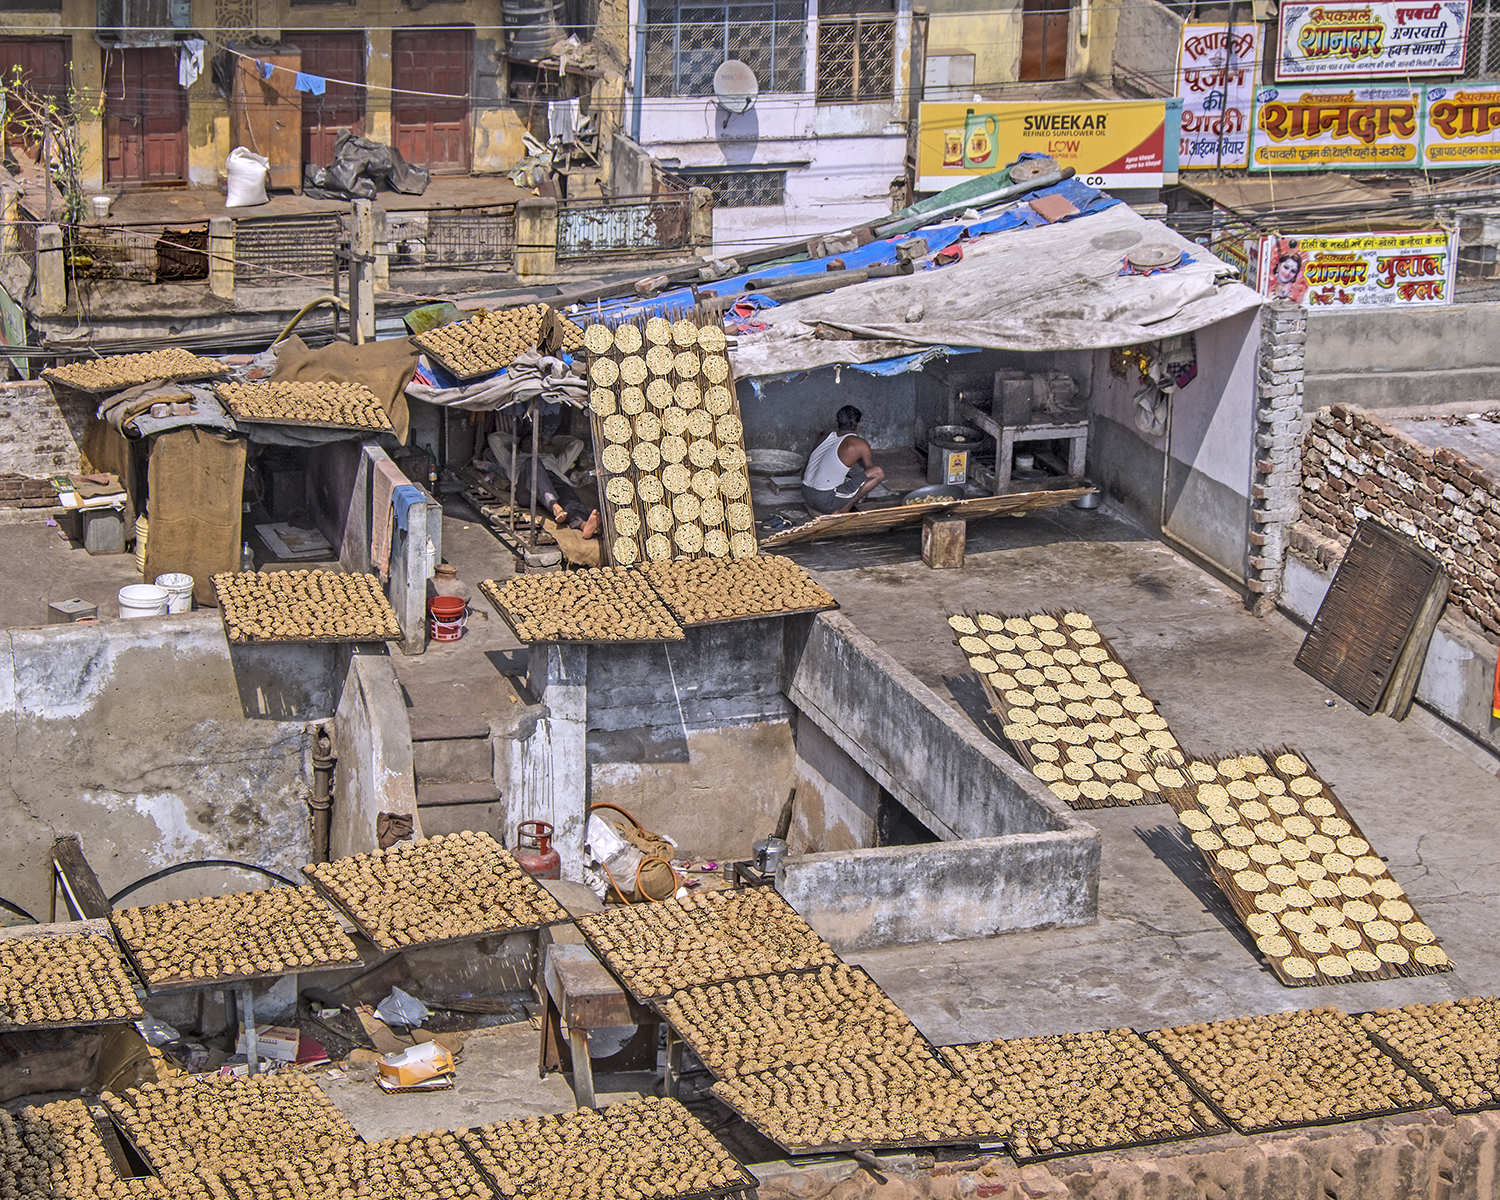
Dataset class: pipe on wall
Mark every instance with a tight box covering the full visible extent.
[310,725,336,863]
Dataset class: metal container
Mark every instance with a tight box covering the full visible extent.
[904,483,965,502]
[1074,491,1101,510]
[514,820,562,879]
[926,424,981,486]
[753,836,788,874]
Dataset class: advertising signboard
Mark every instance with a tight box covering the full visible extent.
[1276,0,1469,79]
[1177,21,1262,168]
[1254,230,1456,307]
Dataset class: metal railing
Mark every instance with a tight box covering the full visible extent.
[235,213,343,285]
[389,204,518,271]
[556,189,693,261]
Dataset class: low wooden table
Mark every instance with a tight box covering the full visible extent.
[963,403,1088,495]
[538,941,660,1107]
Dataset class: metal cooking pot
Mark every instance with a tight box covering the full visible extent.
[1074,491,1101,510]
[904,483,965,502]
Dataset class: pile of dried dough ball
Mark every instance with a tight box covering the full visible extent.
[461,1097,745,1200]
[305,831,567,950]
[642,555,833,624]
[0,931,141,1027]
[577,886,838,999]
[46,349,226,393]
[216,381,393,432]
[1166,749,1448,984]
[4,1099,200,1200]
[664,964,924,1078]
[213,1132,491,1200]
[1361,998,1500,1111]
[111,886,358,987]
[483,569,683,643]
[414,304,584,377]
[943,1028,1223,1157]
[213,570,401,644]
[1145,1008,1432,1131]
[712,1051,997,1151]
[950,610,1181,809]
[104,1073,362,1177]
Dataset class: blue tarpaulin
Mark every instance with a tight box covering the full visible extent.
[568,177,1121,327]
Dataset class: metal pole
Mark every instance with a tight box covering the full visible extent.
[238,984,259,1072]
[903,6,930,207]
[508,410,519,542]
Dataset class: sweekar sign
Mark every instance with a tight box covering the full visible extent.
[917,100,1180,190]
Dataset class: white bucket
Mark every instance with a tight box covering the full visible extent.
[118,584,169,619]
[154,572,194,613]
[90,195,111,219]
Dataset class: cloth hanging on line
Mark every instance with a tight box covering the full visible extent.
[259,60,275,80]
[294,72,327,96]
[179,39,206,89]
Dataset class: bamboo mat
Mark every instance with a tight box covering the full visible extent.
[761,486,1092,548]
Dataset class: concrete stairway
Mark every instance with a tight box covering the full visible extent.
[411,713,502,838]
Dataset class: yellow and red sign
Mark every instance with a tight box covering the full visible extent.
[1253,231,1455,308]
[1249,84,1422,169]
[917,100,1179,190]
[1422,83,1500,164]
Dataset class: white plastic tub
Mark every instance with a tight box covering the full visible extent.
[118,584,169,619]
[154,572,194,613]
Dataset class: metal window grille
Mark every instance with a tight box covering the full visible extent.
[643,0,808,97]
[234,213,342,285]
[816,14,895,102]
[669,168,786,208]
[1467,1,1500,77]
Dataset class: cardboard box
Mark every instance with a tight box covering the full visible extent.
[234,1024,300,1063]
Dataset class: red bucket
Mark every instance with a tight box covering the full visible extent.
[428,595,468,641]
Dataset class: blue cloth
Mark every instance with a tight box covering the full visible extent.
[294,72,326,96]
[258,59,274,80]
[392,484,424,532]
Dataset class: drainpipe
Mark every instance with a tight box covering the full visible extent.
[310,725,336,862]
[630,0,647,142]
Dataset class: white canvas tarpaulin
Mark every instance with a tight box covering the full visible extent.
[728,204,1263,380]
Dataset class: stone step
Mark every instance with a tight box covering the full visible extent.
[411,731,492,785]
[415,780,504,839]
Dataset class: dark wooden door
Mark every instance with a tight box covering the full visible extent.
[104,47,187,184]
[0,37,70,148]
[1019,0,1069,81]
[293,31,366,168]
[391,28,472,172]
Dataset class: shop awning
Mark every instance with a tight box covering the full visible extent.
[728,204,1263,379]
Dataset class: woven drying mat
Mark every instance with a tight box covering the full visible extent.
[1295,520,1444,713]
[950,608,1181,808]
[1159,745,1451,987]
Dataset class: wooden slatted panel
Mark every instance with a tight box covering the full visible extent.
[1294,521,1443,714]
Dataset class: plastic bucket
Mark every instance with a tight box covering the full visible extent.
[428,595,468,642]
[154,572,194,613]
[118,584,169,619]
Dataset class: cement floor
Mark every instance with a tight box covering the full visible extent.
[0,514,144,628]
[785,504,1500,1041]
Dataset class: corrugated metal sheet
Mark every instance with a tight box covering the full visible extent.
[234,214,343,285]
[557,196,690,261]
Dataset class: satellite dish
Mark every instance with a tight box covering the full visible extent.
[713,60,759,114]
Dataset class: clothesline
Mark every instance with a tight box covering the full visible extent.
[221,44,472,103]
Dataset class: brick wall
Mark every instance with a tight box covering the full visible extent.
[0,380,90,478]
[1300,404,1500,634]
[1247,302,1307,613]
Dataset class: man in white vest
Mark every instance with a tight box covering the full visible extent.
[800,404,886,515]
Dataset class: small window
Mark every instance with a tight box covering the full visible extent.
[816,0,895,103]
[670,167,787,208]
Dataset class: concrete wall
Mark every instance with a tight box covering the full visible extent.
[0,381,90,478]
[740,370,919,464]
[1086,310,1260,581]
[780,612,1099,947]
[0,612,334,916]
[586,620,795,859]
[789,717,881,855]
[330,648,420,860]
[1305,302,1500,412]
[780,831,1099,951]
[1107,0,1183,94]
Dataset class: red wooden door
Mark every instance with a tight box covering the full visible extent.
[1019,0,1069,81]
[0,37,70,148]
[293,31,366,168]
[391,28,472,172]
[104,47,187,184]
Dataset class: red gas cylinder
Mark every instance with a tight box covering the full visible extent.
[514,820,561,879]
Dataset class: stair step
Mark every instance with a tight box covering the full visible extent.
[416,780,502,808]
[409,713,491,742]
[412,732,493,785]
